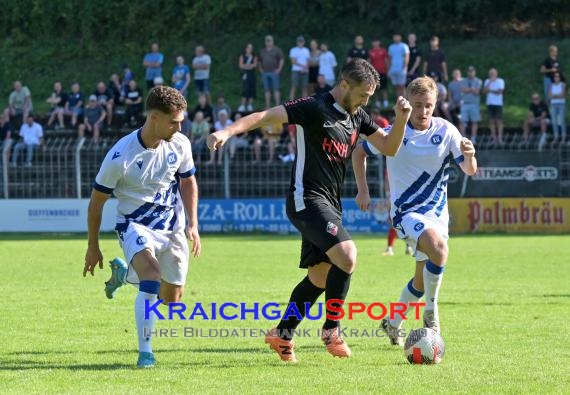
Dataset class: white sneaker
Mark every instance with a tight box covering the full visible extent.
[246,104,253,112]
[383,246,394,256]
[405,244,413,256]
[237,105,246,112]
[423,310,440,334]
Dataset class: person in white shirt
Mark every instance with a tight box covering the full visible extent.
[352,76,477,345]
[11,115,43,167]
[289,35,311,100]
[549,72,566,145]
[483,68,506,145]
[318,42,337,86]
[83,86,201,368]
[192,45,212,102]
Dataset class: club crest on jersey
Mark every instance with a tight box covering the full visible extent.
[136,236,147,245]
[414,222,425,232]
[431,135,443,145]
[326,221,338,236]
[167,152,177,165]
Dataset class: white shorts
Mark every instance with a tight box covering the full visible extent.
[394,212,449,262]
[117,222,189,286]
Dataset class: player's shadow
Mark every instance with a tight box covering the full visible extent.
[189,347,263,353]
[0,361,131,371]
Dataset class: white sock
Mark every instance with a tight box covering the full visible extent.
[423,261,444,312]
[135,282,160,354]
[390,279,424,328]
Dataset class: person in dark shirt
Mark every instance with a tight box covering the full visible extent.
[191,93,213,126]
[93,81,115,127]
[65,83,83,128]
[407,33,422,85]
[124,80,144,126]
[346,35,368,62]
[207,58,411,362]
[423,36,448,83]
[46,81,69,129]
[540,45,562,103]
[522,93,549,150]
[314,74,332,95]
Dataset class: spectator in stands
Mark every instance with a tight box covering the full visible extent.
[259,35,284,109]
[122,64,134,87]
[318,43,337,87]
[289,35,310,100]
[279,125,296,162]
[346,35,368,62]
[64,83,83,128]
[308,39,321,94]
[108,73,123,105]
[208,109,233,165]
[46,82,68,130]
[522,93,549,151]
[212,94,232,123]
[192,93,213,124]
[448,69,463,126]
[0,113,13,164]
[93,81,114,127]
[78,95,106,142]
[314,74,332,95]
[549,72,567,146]
[190,111,210,163]
[423,35,448,83]
[192,45,212,102]
[256,121,283,164]
[228,112,250,161]
[387,33,409,99]
[368,38,389,108]
[370,107,389,129]
[124,80,143,127]
[4,81,33,126]
[172,56,191,98]
[459,66,482,143]
[484,68,506,145]
[143,43,164,89]
[238,43,258,112]
[11,114,43,167]
[432,73,453,121]
[540,45,561,104]
[407,33,422,85]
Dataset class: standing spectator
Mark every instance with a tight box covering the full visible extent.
[318,43,337,87]
[212,94,232,123]
[289,35,310,100]
[314,75,332,94]
[46,82,68,130]
[93,81,114,127]
[423,36,448,83]
[124,80,143,127]
[208,109,233,165]
[522,93,549,150]
[406,33,422,84]
[259,35,284,109]
[307,39,321,94]
[368,38,389,108]
[192,94,213,124]
[483,68,506,145]
[549,72,567,146]
[0,113,13,165]
[459,66,482,143]
[190,111,210,162]
[346,35,368,62]
[108,73,123,104]
[447,69,463,126]
[540,45,561,104]
[143,43,164,89]
[387,33,409,99]
[192,45,212,102]
[238,43,258,112]
[4,81,33,126]
[172,56,191,98]
[78,95,106,142]
[11,115,43,167]
[64,83,83,128]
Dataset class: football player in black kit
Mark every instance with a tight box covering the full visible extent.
[208,59,411,362]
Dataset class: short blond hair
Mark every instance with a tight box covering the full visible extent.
[406,76,438,98]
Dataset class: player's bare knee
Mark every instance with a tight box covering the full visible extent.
[431,241,448,265]
[338,246,357,273]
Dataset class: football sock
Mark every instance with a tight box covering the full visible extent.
[389,278,424,328]
[135,280,161,353]
[323,265,352,330]
[423,261,445,312]
[387,228,397,247]
[276,276,324,340]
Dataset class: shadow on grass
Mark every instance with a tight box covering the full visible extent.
[0,362,132,371]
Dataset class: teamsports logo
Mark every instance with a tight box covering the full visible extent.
[431,135,442,145]
[326,221,338,236]
[136,236,147,245]
[167,152,178,165]
[414,222,425,232]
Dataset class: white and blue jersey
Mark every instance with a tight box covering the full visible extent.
[94,129,196,236]
[363,117,463,241]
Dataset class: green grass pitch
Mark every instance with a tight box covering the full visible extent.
[0,234,568,394]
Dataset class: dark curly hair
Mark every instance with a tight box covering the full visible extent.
[145,86,187,114]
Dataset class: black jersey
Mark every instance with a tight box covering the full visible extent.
[284,93,378,211]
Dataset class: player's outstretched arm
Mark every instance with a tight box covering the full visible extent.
[84,189,110,277]
[207,106,288,151]
[352,143,371,211]
[366,96,411,156]
[459,138,477,176]
[179,175,201,257]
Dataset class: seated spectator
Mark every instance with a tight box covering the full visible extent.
[4,81,33,127]
[46,82,69,130]
[124,80,143,127]
[229,112,249,160]
[522,93,549,151]
[279,124,296,162]
[314,74,332,95]
[212,94,232,123]
[108,73,124,105]
[121,64,134,97]
[0,113,13,165]
[65,83,83,128]
[78,95,106,142]
[208,109,233,165]
[190,111,210,162]
[11,114,43,167]
[93,82,114,127]
[192,94,213,124]
[255,121,283,163]
[549,72,566,146]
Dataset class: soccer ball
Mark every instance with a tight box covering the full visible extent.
[404,328,445,364]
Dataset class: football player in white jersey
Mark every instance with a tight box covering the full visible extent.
[352,76,476,344]
[83,86,201,367]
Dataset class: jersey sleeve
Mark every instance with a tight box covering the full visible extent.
[177,136,196,178]
[283,96,319,127]
[359,110,380,136]
[94,147,124,194]
[449,126,465,165]
[362,140,380,156]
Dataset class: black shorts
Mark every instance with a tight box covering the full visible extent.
[286,195,351,269]
[487,105,503,119]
